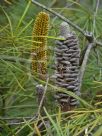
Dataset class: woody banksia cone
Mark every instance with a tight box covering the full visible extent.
[54,22,80,111]
[32,12,49,79]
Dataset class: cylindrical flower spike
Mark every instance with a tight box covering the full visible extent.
[54,22,80,111]
[32,12,49,79]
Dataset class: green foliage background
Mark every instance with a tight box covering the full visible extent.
[0,0,102,135]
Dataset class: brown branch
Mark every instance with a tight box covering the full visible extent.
[32,0,85,35]
[95,40,102,47]
[79,43,94,90]
[79,0,101,90]
[79,44,89,66]
[31,0,102,47]
[37,77,49,114]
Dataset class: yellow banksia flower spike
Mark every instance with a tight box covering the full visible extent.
[32,12,49,79]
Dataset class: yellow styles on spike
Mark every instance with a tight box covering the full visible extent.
[32,12,49,79]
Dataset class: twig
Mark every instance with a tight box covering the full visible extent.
[31,0,102,47]
[32,0,84,35]
[79,43,94,90]
[79,44,89,66]
[95,40,102,47]
[36,84,45,112]
[37,77,49,114]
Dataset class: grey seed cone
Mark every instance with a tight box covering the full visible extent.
[54,22,80,111]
